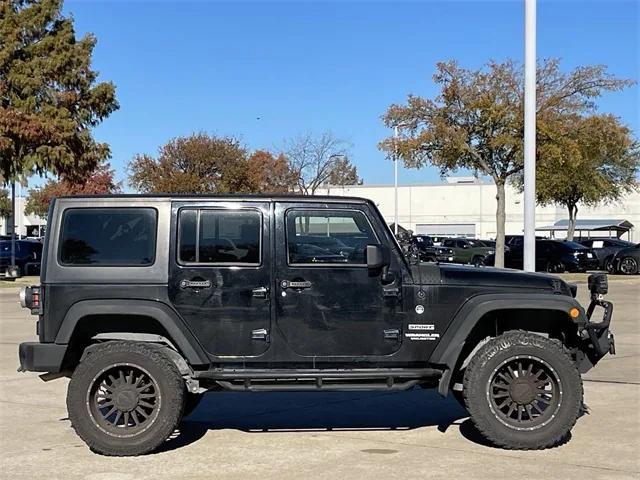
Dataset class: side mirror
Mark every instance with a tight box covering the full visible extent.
[366,244,390,271]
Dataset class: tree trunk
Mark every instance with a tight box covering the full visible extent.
[566,203,578,241]
[494,181,506,268]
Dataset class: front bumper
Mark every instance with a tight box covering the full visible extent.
[18,342,67,373]
[575,293,614,373]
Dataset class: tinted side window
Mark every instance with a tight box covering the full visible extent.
[287,210,377,265]
[178,209,261,264]
[443,239,455,247]
[59,208,157,266]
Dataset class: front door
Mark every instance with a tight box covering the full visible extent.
[274,203,404,357]
[168,201,272,357]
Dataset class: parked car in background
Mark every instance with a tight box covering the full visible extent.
[0,239,43,278]
[411,235,455,263]
[478,239,495,248]
[484,239,598,273]
[611,243,640,275]
[442,238,494,266]
[578,238,635,273]
[505,235,546,248]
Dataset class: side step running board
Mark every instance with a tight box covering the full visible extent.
[216,379,422,392]
[194,367,442,392]
[195,367,441,380]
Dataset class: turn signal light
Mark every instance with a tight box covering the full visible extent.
[569,308,580,319]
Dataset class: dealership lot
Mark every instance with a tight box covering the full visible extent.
[0,276,638,480]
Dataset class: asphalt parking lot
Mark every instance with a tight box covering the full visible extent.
[0,276,638,480]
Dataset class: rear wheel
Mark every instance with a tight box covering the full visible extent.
[463,331,582,450]
[619,257,638,275]
[472,256,484,267]
[67,341,185,456]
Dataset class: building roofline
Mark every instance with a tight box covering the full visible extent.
[54,193,372,204]
[324,181,495,188]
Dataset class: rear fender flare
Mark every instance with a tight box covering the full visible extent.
[55,300,209,366]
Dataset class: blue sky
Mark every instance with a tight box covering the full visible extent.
[62,0,639,188]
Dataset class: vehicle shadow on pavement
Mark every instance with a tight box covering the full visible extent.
[159,388,469,453]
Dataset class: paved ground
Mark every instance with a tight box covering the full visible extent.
[0,276,638,480]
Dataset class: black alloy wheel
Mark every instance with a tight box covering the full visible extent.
[67,341,185,456]
[89,364,160,437]
[487,356,562,430]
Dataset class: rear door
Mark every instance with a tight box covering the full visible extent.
[274,202,404,357]
[168,201,272,357]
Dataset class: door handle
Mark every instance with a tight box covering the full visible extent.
[252,328,269,341]
[180,279,212,289]
[252,286,269,298]
[280,280,312,289]
[384,329,400,340]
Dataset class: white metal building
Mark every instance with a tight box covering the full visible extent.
[0,195,45,237]
[2,178,639,242]
[318,177,640,242]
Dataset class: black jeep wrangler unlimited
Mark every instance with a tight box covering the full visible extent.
[18,195,614,456]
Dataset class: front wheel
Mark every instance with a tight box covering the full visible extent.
[463,331,583,450]
[67,341,185,456]
[619,257,638,275]
[604,257,615,274]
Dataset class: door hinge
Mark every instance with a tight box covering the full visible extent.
[252,328,269,341]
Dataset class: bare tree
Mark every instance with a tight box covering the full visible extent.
[283,132,352,194]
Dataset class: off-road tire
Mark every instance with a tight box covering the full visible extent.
[183,392,204,418]
[67,341,185,456]
[463,331,583,450]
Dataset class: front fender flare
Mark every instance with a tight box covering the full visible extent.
[430,293,584,395]
[55,299,209,366]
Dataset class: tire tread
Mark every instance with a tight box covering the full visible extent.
[462,330,583,450]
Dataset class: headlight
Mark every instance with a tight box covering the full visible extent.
[487,250,495,255]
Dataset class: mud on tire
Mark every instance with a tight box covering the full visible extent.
[67,341,185,456]
[462,331,583,450]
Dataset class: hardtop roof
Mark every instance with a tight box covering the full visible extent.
[54,193,372,204]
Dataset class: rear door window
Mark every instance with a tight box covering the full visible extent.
[178,209,261,265]
[59,208,157,266]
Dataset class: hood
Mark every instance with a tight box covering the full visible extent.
[411,263,573,295]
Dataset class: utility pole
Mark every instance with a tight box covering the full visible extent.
[523,0,537,272]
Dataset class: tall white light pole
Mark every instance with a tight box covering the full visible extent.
[394,125,399,235]
[523,0,537,272]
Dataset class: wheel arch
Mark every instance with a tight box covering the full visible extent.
[55,300,210,368]
[430,293,584,396]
